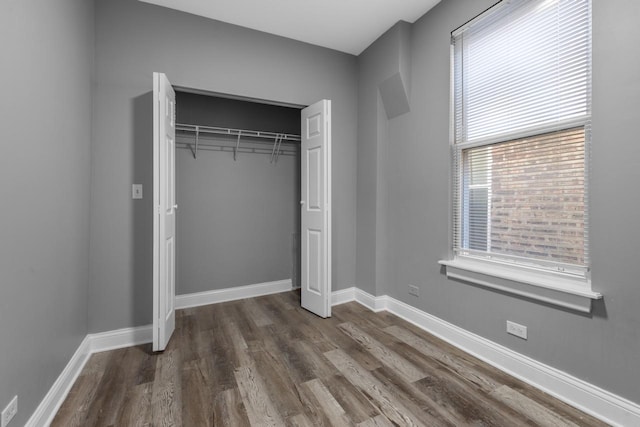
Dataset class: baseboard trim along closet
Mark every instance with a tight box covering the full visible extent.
[175,278,293,309]
[332,287,640,427]
[88,324,154,353]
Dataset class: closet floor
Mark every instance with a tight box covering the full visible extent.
[52,290,607,426]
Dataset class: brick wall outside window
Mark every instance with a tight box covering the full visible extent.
[483,127,586,266]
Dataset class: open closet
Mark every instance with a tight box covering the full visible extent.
[153,73,332,351]
[174,91,303,297]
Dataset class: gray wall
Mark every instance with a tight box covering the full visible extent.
[0,0,94,424]
[5,0,638,422]
[175,93,301,293]
[90,0,358,332]
[357,0,640,404]
[176,92,301,134]
[356,22,412,297]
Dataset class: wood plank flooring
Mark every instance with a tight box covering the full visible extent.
[52,291,608,426]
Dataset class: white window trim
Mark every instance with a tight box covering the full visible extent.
[441,0,600,311]
[439,257,602,313]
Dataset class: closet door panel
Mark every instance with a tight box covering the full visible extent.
[301,100,331,318]
[307,146,322,211]
[153,72,176,352]
[306,229,322,295]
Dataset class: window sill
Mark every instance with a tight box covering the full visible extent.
[438,258,602,313]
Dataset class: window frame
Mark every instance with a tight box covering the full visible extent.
[440,0,601,310]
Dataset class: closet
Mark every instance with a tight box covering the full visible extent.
[174,91,302,296]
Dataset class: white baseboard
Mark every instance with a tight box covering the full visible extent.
[176,279,293,309]
[354,288,388,312]
[25,336,91,427]
[88,324,154,353]
[26,325,154,427]
[338,287,640,427]
[332,287,388,312]
[331,287,356,305]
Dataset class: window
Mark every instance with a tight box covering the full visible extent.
[446,0,595,295]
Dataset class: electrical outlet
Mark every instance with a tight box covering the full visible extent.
[507,321,527,340]
[1,396,17,427]
[408,284,419,297]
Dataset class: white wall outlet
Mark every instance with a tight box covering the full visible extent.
[1,395,17,427]
[408,284,419,297]
[132,184,143,199]
[507,320,528,340]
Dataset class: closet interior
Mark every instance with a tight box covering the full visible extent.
[175,91,302,296]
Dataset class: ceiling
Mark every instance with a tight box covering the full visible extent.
[138,0,442,55]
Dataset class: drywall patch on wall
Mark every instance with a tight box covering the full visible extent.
[378,21,412,119]
[379,73,410,119]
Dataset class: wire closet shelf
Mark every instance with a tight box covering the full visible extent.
[176,123,301,162]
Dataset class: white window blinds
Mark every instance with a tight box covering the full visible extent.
[453,0,591,144]
[451,0,591,279]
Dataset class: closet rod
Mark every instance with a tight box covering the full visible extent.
[175,143,297,157]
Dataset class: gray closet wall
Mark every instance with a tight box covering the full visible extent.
[175,93,302,294]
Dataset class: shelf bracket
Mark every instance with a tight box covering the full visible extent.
[234,131,242,161]
[270,134,281,163]
[274,134,284,163]
[194,126,199,159]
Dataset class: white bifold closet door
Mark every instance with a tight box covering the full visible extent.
[152,72,176,352]
[300,100,332,318]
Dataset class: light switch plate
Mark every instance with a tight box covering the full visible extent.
[132,184,143,199]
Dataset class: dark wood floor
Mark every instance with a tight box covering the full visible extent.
[52,291,608,426]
